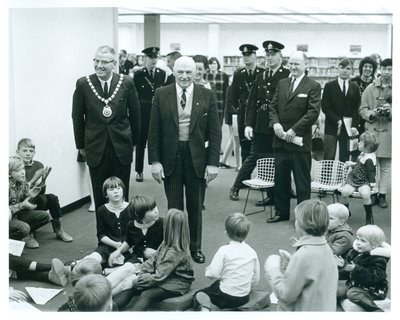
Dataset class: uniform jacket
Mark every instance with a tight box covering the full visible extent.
[322,79,361,136]
[325,223,354,256]
[134,67,166,105]
[72,72,141,167]
[340,247,389,298]
[359,77,392,158]
[119,59,134,75]
[246,65,290,135]
[148,83,222,178]
[269,75,321,152]
[231,66,265,128]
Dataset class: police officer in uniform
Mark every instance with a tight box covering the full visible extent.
[134,47,167,182]
[229,44,264,180]
[229,41,289,201]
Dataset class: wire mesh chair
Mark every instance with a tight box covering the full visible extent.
[242,158,275,218]
[311,160,346,202]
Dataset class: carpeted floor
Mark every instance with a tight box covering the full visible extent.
[9,150,391,312]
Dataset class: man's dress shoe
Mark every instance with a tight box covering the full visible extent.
[266,216,289,223]
[255,197,274,207]
[191,251,205,264]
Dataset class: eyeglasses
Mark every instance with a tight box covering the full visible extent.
[93,59,115,65]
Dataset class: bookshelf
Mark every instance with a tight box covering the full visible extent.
[222,56,361,88]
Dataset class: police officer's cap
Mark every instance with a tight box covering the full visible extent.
[239,44,258,55]
[262,40,285,52]
[142,47,160,58]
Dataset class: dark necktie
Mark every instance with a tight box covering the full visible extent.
[103,82,109,97]
[289,78,296,94]
[150,70,154,79]
[249,70,252,77]
[269,70,273,79]
[343,81,346,96]
[181,89,187,109]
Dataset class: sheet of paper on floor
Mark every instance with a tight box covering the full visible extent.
[9,239,25,256]
[25,287,63,305]
[9,300,41,312]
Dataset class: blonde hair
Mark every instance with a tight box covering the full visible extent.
[357,225,386,248]
[163,209,190,254]
[9,156,24,175]
[295,200,329,236]
[70,258,102,286]
[73,274,112,312]
[360,131,379,153]
[327,203,349,221]
[225,212,251,242]
[17,138,35,150]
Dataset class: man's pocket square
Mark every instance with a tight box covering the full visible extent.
[298,93,308,97]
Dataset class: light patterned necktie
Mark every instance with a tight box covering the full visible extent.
[181,89,187,109]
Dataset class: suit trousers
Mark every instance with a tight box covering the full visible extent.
[237,117,251,163]
[135,104,151,174]
[274,150,311,219]
[233,133,274,196]
[324,131,350,162]
[163,141,205,252]
[89,137,131,211]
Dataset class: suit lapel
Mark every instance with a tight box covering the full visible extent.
[288,76,306,101]
[90,74,105,98]
[109,72,119,97]
[168,85,179,129]
[189,84,201,134]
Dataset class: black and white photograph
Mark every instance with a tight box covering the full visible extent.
[3,0,397,318]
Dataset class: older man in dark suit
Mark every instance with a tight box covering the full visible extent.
[268,51,321,223]
[72,45,141,210]
[148,56,221,263]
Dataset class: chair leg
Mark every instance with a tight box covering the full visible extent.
[243,189,267,216]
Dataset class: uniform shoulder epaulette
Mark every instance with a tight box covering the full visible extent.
[282,65,290,70]
[241,68,247,73]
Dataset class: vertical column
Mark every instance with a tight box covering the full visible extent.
[144,14,160,48]
[208,24,221,63]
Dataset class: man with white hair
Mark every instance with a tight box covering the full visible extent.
[268,51,321,223]
[148,56,221,263]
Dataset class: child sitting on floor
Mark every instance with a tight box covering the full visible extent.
[83,177,131,266]
[326,203,354,256]
[16,138,73,242]
[194,212,260,311]
[114,209,194,311]
[73,274,113,312]
[264,200,338,311]
[9,156,51,248]
[340,131,379,224]
[336,225,390,312]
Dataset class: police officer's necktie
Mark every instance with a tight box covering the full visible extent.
[343,81,346,96]
[269,70,273,79]
[181,89,187,109]
[103,82,109,97]
[150,70,154,79]
[249,70,252,77]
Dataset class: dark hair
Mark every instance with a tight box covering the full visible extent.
[167,51,182,60]
[225,212,251,242]
[120,49,127,55]
[359,56,377,76]
[208,57,221,70]
[338,58,352,68]
[192,55,209,70]
[380,58,392,67]
[102,176,126,198]
[128,194,156,223]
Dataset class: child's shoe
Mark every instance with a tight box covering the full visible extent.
[195,292,211,311]
[48,258,68,286]
[22,234,39,249]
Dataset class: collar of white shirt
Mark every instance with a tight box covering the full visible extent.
[176,83,194,98]
[97,74,113,91]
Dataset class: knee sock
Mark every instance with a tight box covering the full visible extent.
[363,204,373,225]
